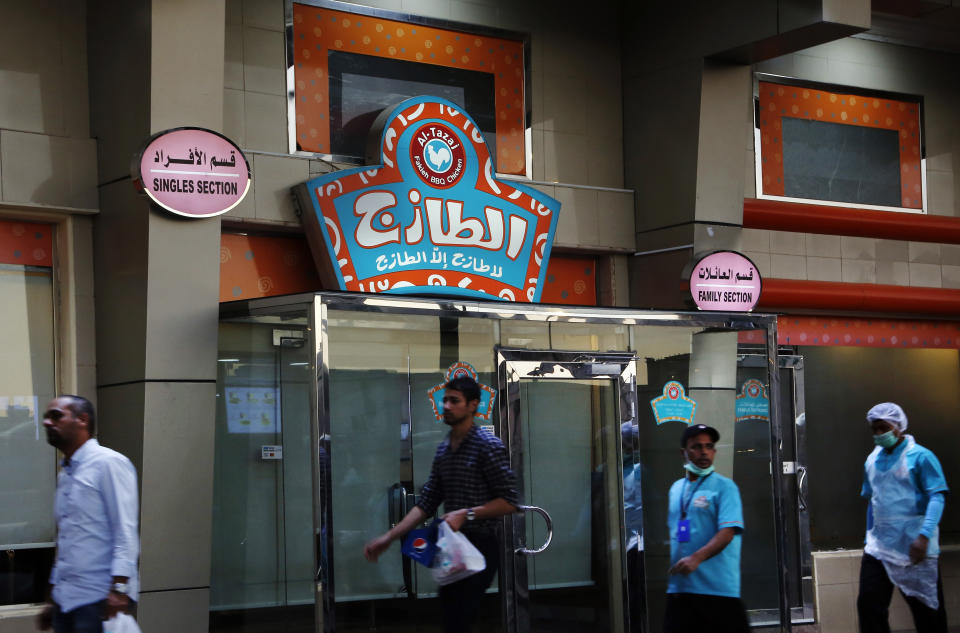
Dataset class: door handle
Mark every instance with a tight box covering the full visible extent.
[388,483,408,527]
[796,465,808,512]
[514,505,553,555]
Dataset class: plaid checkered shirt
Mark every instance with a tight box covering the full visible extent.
[416,424,520,531]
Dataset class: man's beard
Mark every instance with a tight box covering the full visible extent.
[45,429,65,450]
[443,413,468,426]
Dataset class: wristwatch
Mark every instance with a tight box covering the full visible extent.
[111,582,128,595]
[466,508,476,521]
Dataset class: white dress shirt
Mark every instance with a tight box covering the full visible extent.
[49,439,140,612]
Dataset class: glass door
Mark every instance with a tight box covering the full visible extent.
[737,353,813,626]
[211,317,316,633]
[321,309,502,633]
[498,350,644,633]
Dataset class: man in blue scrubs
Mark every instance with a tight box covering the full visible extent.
[858,402,949,633]
[665,424,748,633]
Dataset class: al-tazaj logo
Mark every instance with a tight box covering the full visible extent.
[295,96,561,302]
[650,381,697,425]
[428,362,496,422]
[735,379,770,422]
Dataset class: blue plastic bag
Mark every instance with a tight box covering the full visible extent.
[401,519,439,567]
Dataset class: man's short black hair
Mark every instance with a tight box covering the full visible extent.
[444,376,481,403]
[680,423,719,448]
[62,394,96,435]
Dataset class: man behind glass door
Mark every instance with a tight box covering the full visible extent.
[364,376,520,633]
[37,395,140,633]
[664,424,749,633]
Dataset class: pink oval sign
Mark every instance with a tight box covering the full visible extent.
[133,128,250,218]
[689,251,762,311]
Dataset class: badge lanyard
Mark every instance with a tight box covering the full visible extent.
[677,472,711,543]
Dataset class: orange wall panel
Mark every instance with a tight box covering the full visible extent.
[221,234,597,306]
[0,220,53,267]
[778,315,960,349]
[220,233,322,302]
[539,256,597,306]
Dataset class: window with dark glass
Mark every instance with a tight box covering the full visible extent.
[290,2,527,175]
[327,51,496,160]
[757,78,924,210]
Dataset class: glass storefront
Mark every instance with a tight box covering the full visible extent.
[211,293,803,633]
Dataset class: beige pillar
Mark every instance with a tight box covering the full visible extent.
[89,2,226,632]
[687,331,738,477]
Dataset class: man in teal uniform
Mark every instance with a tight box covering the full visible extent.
[665,424,748,633]
[858,402,949,633]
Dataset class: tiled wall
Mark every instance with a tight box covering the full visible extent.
[741,229,960,288]
[0,1,98,210]
[813,548,959,633]
[747,38,959,219]
[222,0,635,252]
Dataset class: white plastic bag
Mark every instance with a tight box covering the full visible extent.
[103,613,142,633]
[430,520,486,586]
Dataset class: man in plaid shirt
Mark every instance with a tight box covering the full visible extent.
[364,375,519,632]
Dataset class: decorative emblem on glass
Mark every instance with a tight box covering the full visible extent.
[650,381,697,425]
[428,362,496,423]
[735,379,770,422]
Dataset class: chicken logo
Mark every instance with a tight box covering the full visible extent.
[411,122,466,188]
[426,141,452,171]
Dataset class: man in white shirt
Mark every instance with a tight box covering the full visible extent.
[37,396,139,633]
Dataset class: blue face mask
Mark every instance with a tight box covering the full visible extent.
[684,461,715,477]
[873,430,899,449]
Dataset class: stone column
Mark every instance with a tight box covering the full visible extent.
[88,2,226,632]
[687,331,738,477]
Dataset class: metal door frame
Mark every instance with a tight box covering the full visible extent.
[739,353,813,625]
[497,348,641,633]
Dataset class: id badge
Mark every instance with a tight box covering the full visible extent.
[676,519,691,543]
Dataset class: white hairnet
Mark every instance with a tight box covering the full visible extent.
[866,402,908,432]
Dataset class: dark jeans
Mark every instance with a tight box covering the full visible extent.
[53,601,105,633]
[438,529,500,633]
[857,553,948,633]
[664,592,750,633]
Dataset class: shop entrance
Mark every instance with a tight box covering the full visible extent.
[321,329,642,633]
[212,293,794,633]
[497,349,643,633]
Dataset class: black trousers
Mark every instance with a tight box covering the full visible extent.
[53,601,106,633]
[663,592,750,633]
[857,553,947,633]
[438,529,500,633]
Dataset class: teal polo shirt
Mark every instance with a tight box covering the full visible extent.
[667,472,744,598]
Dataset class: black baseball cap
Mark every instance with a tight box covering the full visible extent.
[681,424,720,447]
